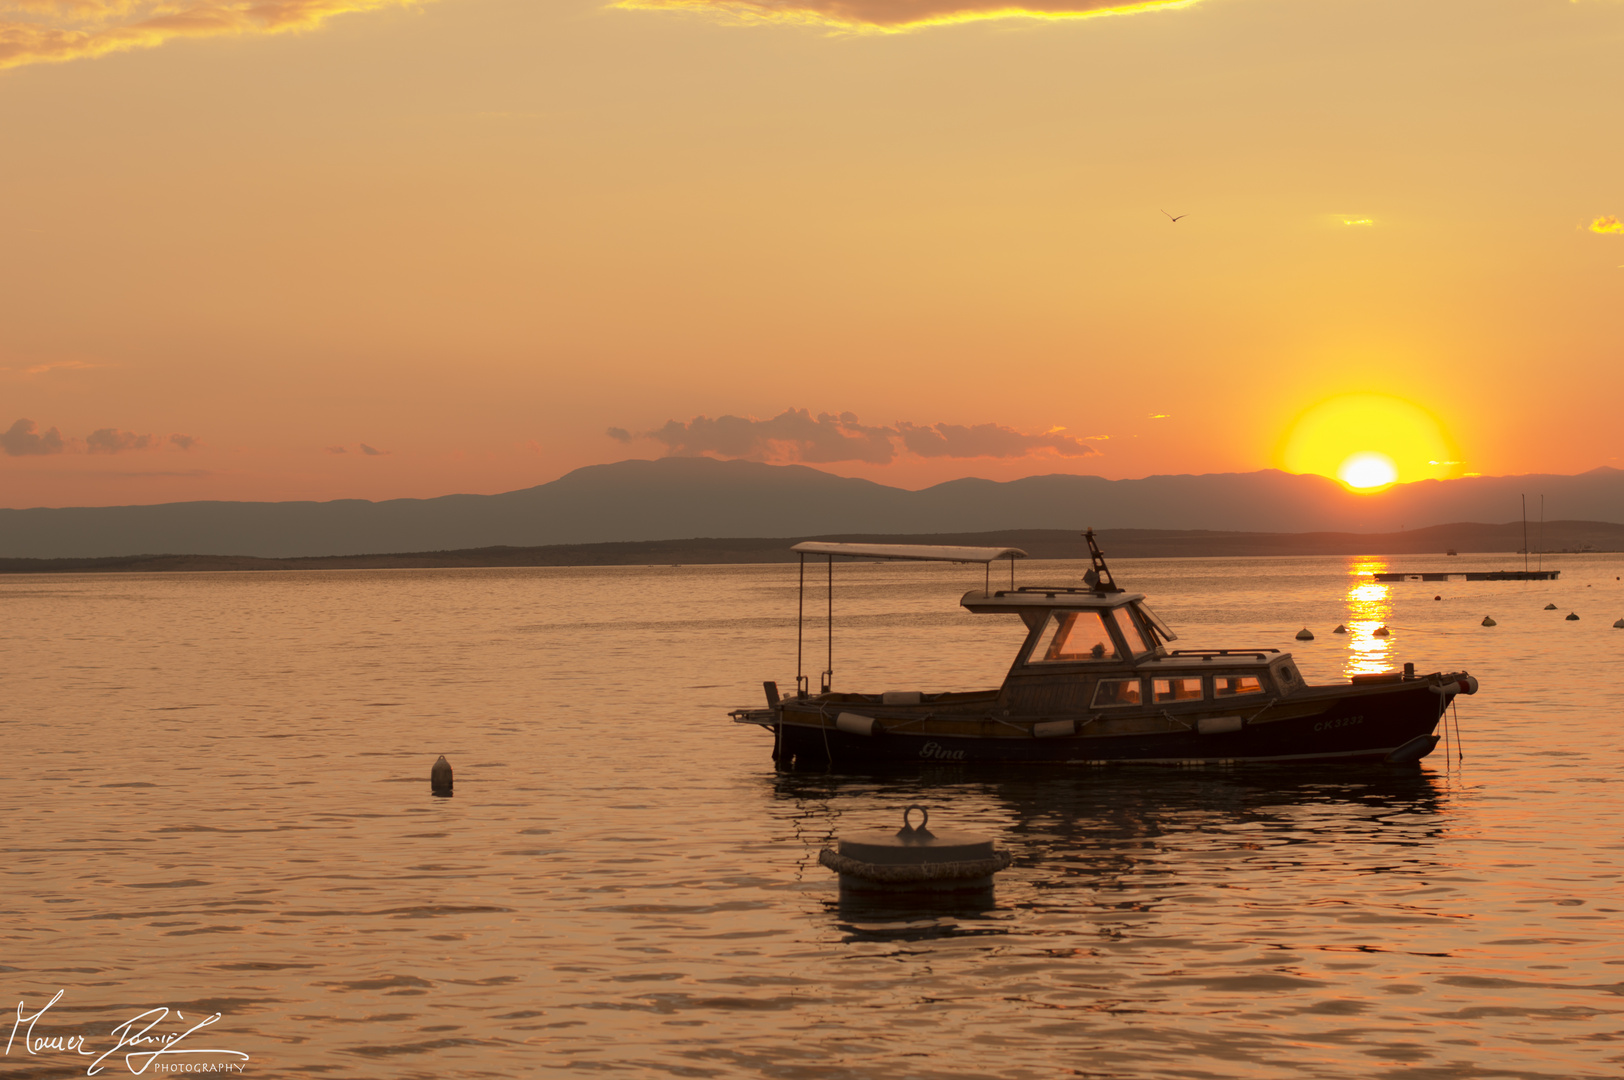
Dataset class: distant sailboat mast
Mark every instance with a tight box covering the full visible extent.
[1522,495,1529,574]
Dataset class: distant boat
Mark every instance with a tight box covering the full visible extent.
[1446,549,1457,556]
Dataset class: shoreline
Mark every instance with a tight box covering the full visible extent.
[1,522,1618,574]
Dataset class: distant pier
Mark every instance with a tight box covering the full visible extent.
[1373,570,1560,582]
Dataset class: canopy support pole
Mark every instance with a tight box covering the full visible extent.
[822,556,833,694]
[795,553,807,698]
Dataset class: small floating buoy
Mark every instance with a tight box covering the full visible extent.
[1295,628,1314,641]
[1545,603,1558,610]
[1332,624,1348,634]
[1482,616,1497,627]
[431,755,453,797]
[1373,625,1391,637]
[818,806,1010,893]
[1434,595,1442,601]
[1566,612,1579,621]
[1613,618,1624,629]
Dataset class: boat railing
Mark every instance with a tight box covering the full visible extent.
[1001,586,1102,596]
[1167,649,1280,660]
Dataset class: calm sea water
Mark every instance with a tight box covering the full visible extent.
[4,554,1624,1079]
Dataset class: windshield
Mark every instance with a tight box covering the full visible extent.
[1107,606,1156,657]
[1030,611,1120,663]
[1133,602,1178,644]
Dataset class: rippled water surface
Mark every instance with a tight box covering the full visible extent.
[5,554,1624,1078]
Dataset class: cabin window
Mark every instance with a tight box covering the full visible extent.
[1031,611,1120,663]
[1108,606,1157,656]
[1092,678,1143,707]
[1215,675,1266,697]
[1154,677,1203,703]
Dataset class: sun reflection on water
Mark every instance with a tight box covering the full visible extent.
[1344,557,1393,677]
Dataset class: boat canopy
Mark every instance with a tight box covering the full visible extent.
[790,541,1027,564]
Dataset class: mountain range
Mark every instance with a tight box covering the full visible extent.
[2,457,1621,559]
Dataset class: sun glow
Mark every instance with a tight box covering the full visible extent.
[1278,394,1458,490]
[1338,451,1398,489]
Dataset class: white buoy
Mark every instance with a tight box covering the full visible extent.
[1373,625,1391,637]
[819,806,1010,893]
[1332,624,1348,634]
[431,755,453,796]
[1295,628,1314,641]
[1545,603,1558,610]
[1566,612,1579,621]
[1613,618,1624,629]
[1482,616,1497,627]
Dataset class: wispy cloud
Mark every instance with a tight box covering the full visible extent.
[86,427,155,454]
[647,409,897,464]
[0,0,429,72]
[1592,215,1624,236]
[614,0,1199,33]
[896,421,1097,459]
[1,418,65,456]
[2,418,197,455]
[635,408,1102,464]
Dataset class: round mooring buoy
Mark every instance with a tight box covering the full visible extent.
[1373,625,1391,637]
[1434,595,1442,601]
[1333,624,1348,634]
[818,806,1011,893]
[430,755,453,797]
[1613,618,1624,629]
[1295,628,1314,641]
[1482,616,1497,627]
[1545,603,1558,611]
[1566,612,1579,621]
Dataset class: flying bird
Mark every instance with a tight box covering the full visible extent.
[1162,210,1188,223]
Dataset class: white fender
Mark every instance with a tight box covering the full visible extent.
[836,712,879,737]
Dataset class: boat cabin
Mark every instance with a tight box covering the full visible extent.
[962,586,1304,716]
[784,535,1304,719]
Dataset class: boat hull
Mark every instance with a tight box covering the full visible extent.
[769,680,1458,769]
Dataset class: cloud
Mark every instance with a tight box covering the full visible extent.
[637,408,1103,464]
[1592,215,1624,236]
[0,0,429,72]
[359,443,387,455]
[326,445,348,454]
[168,433,198,450]
[1,418,65,456]
[613,0,1199,32]
[647,408,897,464]
[606,427,632,444]
[86,427,155,453]
[895,421,1098,459]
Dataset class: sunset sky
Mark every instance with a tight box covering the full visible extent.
[1,0,1621,508]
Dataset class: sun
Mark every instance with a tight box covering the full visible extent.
[1277,394,1458,491]
[1338,451,1398,489]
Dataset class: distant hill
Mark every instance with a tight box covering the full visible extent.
[0,522,1616,574]
[1,457,1621,559]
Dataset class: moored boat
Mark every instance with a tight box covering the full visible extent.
[730,531,1478,769]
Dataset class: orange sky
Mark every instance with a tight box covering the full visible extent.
[1,0,1621,508]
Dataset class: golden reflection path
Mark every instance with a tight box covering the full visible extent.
[1343,556,1393,677]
